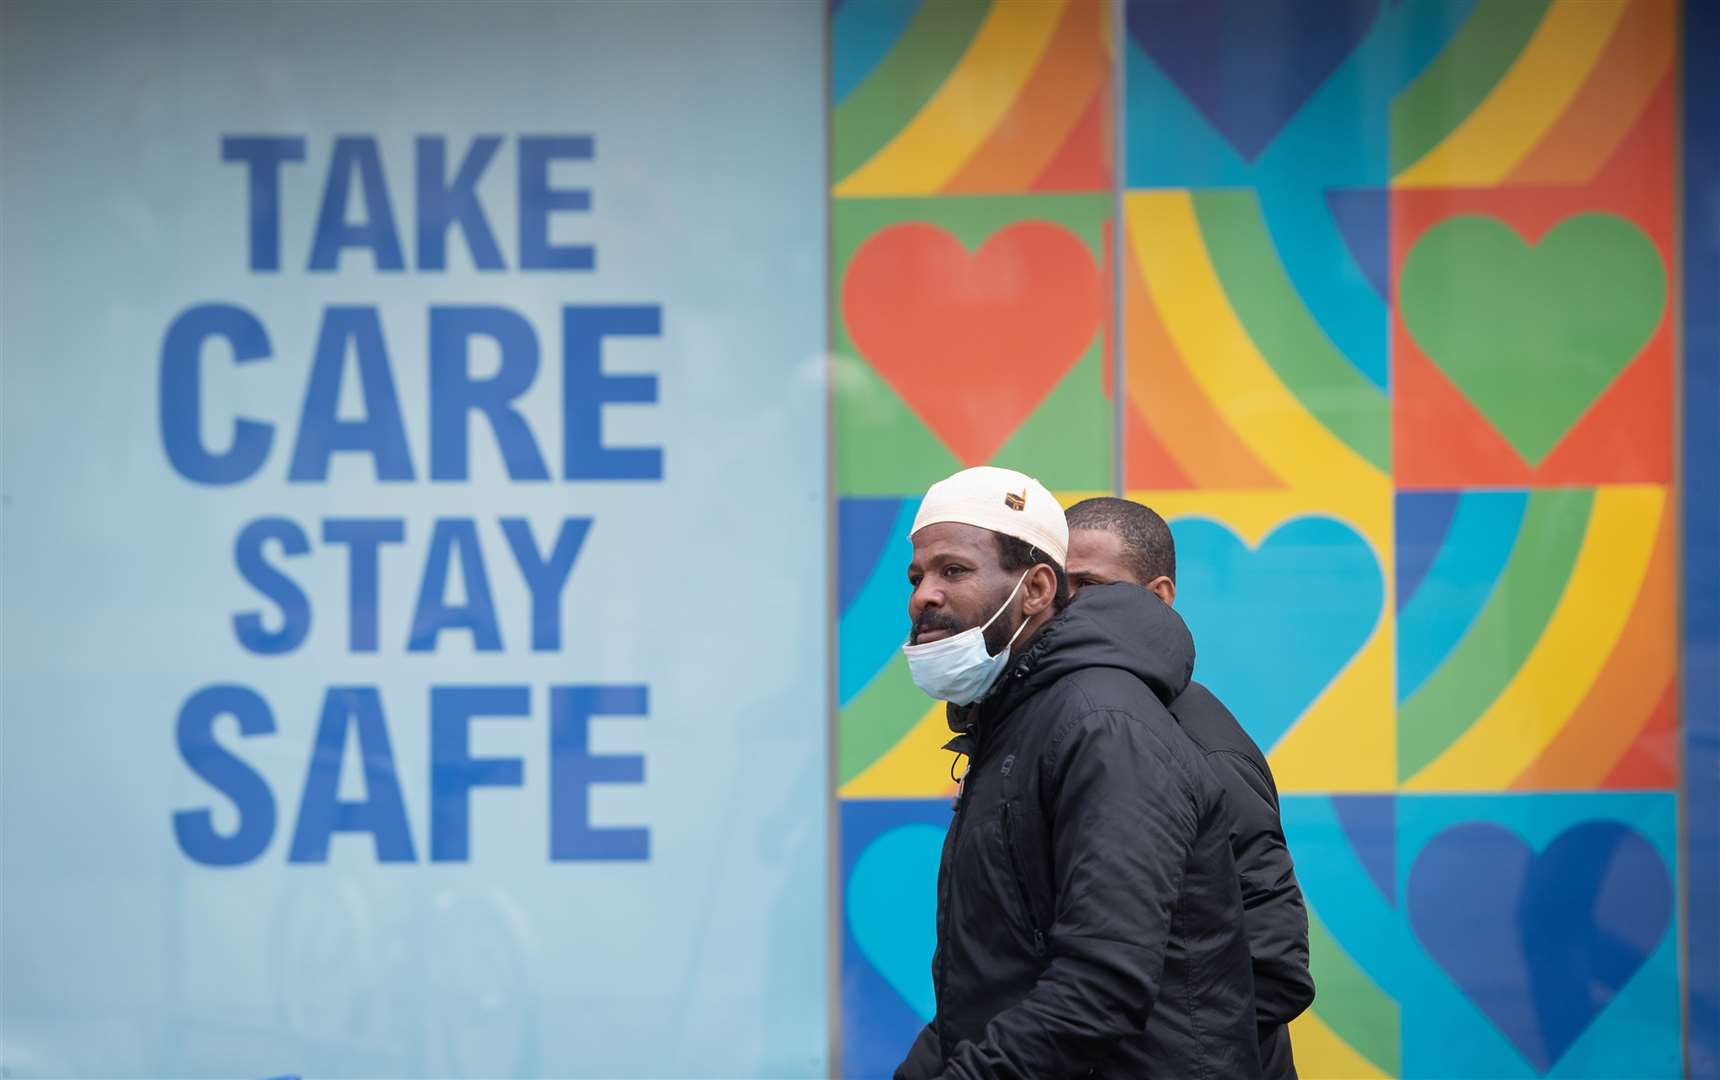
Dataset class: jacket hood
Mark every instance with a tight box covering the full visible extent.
[956,581,1196,734]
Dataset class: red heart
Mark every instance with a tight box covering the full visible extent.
[842,221,1105,466]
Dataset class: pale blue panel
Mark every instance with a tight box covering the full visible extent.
[0,2,829,1076]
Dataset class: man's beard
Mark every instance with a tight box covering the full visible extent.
[981,601,1019,656]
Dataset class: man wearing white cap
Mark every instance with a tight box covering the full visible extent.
[894,466,1260,1080]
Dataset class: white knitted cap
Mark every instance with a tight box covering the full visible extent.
[910,466,1067,567]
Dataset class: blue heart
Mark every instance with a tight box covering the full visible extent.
[1127,0,1382,162]
[1408,821,1673,1073]
[847,824,944,1022]
[1171,516,1383,753]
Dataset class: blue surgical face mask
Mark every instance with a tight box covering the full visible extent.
[902,571,1032,705]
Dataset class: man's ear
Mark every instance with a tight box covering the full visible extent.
[1147,576,1176,606]
[1022,563,1059,616]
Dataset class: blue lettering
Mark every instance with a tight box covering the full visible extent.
[563,305,663,480]
[159,304,274,485]
[518,136,594,271]
[407,519,502,652]
[173,685,277,866]
[323,519,405,652]
[500,517,591,651]
[233,517,311,655]
[221,135,306,272]
[289,687,416,863]
[416,135,504,271]
[428,306,549,481]
[430,685,528,861]
[550,685,648,861]
[287,306,415,482]
[309,136,405,271]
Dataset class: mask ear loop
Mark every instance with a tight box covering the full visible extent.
[987,569,1038,661]
[974,569,1036,665]
[979,570,1032,633]
[1000,599,1034,650]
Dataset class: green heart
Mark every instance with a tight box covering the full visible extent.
[1400,213,1666,466]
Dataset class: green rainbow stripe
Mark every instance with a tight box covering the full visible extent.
[1308,908,1400,1076]
[833,0,988,182]
[990,344,1112,490]
[1398,488,1592,781]
[834,191,1109,259]
[835,349,961,494]
[1192,191,1390,472]
[1390,0,1552,176]
[840,654,932,785]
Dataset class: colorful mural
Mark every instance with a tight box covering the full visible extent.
[832,0,1692,1076]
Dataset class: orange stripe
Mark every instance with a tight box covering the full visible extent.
[944,0,1106,193]
[1508,0,1674,184]
[1124,224,1282,489]
[1032,83,1110,191]
[1510,497,1676,789]
[1125,400,1196,488]
[1600,683,1678,789]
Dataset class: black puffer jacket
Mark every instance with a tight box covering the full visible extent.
[1169,682,1314,1078]
[895,583,1261,1080]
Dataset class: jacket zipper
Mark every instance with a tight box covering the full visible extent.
[936,761,974,1052]
[1000,801,1046,955]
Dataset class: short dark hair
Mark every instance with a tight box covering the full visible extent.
[994,532,1071,610]
[1065,497,1176,585]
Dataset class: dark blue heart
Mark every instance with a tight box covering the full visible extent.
[1407,821,1673,1073]
[1127,0,1382,162]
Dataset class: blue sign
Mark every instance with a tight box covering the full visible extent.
[0,2,828,1075]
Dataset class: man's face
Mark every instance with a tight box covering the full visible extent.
[1067,526,1177,605]
[907,522,1021,653]
[1066,527,1138,590]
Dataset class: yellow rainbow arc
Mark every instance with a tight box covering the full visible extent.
[842,700,957,799]
[836,0,1066,196]
[1405,486,1664,791]
[1125,192,1388,497]
[1396,0,1626,187]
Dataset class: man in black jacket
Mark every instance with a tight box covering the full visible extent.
[1065,496,1315,1079]
[894,466,1260,1080]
